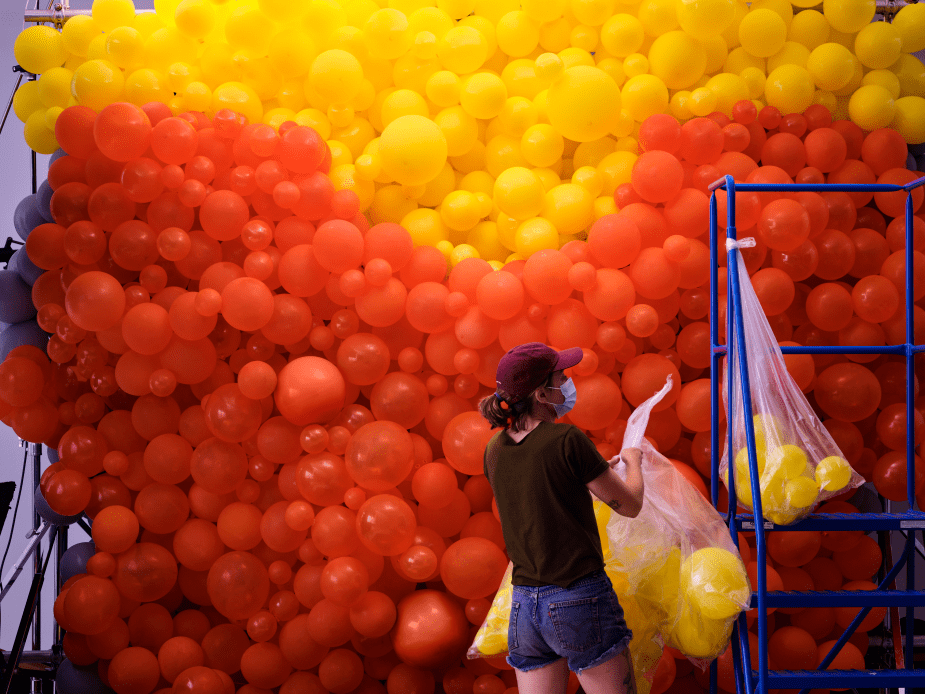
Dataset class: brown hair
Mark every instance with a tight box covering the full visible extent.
[478,379,552,433]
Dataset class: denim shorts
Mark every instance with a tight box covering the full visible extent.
[506,569,633,675]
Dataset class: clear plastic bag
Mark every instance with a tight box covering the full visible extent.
[721,245,865,525]
[605,376,751,668]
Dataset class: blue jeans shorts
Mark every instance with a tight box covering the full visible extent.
[506,569,633,675]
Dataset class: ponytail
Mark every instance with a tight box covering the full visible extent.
[478,392,532,432]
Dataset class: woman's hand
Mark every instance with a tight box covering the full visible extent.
[620,448,642,467]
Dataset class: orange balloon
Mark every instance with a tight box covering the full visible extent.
[203,383,262,443]
[191,437,249,495]
[157,635,205,684]
[65,270,127,332]
[522,250,574,305]
[113,542,178,602]
[356,494,417,557]
[442,412,495,475]
[63,575,120,635]
[391,589,470,669]
[345,421,414,492]
[336,333,391,386]
[632,151,683,203]
[439,537,507,600]
[261,500,308,552]
[276,356,346,426]
[134,482,190,534]
[312,506,360,558]
[319,648,364,694]
[221,277,275,332]
[369,372,429,429]
[173,518,226,572]
[349,590,397,638]
[240,642,293,690]
[814,363,881,422]
[92,505,140,554]
[143,433,192,485]
[207,551,271,621]
[320,556,370,607]
[108,646,161,694]
[217,502,263,550]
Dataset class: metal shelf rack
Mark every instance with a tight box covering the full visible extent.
[708,172,925,694]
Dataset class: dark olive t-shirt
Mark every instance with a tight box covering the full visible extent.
[483,421,610,588]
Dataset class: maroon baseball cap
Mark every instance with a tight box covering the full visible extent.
[495,343,583,403]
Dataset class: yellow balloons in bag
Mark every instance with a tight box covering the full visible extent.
[682,547,749,620]
[815,456,852,492]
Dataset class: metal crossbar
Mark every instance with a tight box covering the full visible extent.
[709,173,925,694]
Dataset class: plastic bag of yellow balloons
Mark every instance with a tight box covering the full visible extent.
[720,253,864,525]
[468,561,514,658]
[606,376,751,666]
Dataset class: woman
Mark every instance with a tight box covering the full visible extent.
[479,342,645,694]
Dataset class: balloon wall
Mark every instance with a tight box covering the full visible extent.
[4,0,925,693]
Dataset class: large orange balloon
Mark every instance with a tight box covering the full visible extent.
[391,589,470,669]
[355,494,417,557]
[439,537,508,600]
[568,373,623,430]
[620,354,680,411]
[64,270,126,332]
[275,356,346,426]
[442,412,495,475]
[207,551,271,621]
[345,421,414,492]
[814,363,881,422]
[63,575,120,635]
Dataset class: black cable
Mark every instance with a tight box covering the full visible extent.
[0,446,30,580]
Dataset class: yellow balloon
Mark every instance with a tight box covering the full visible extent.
[37,68,74,110]
[767,42,810,72]
[496,11,540,58]
[681,547,749,620]
[105,26,144,69]
[379,115,448,186]
[854,22,903,71]
[61,16,102,58]
[724,47,766,75]
[437,26,488,74]
[893,3,925,54]
[310,50,364,103]
[862,70,902,100]
[440,190,482,231]
[764,64,814,115]
[786,476,819,509]
[15,26,67,76]
[13,81,43,124]
[807,42,857,92]
[269,30,317,79]
[768,444,808,477]
[434,106,479,158]
[92,0,136,32]
[449,243,480,266]
[787,9,830,52]
[212,81,263,125]
[705,73,750,116]
[494,167,545,220]
[638,0,680,38]
[892,96,925,145]
[546,66,621,142]
[823,0,875,34]
[515,217,558,256]
[542,183,594,236]
[849,84,897,131]
[174,0,216,39]
[460,72,508,120]
[225,5,274,57]
[72,59,125,112]
[621,74,669,123]
[403,208,450,247]
[125,68,169,106]
[24,110,59,155]
[738,8,787,59]
[648,31,706,90]
[815,455,852,492]
[676,0,736,40]
[892,54,925,100]
[365,8,412,61]
[667,604,731,659]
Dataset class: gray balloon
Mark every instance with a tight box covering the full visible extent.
[55,659,112,694]
[850,484,883,515]
[33,486,82,527]
[47,447,59,463]
[7,248,43,286]
[36,181,55,224]
[0,321,48,362]
[13,195,45,241]
[0,270,37,324]
[49,149,67,166]
[59,542,96,583]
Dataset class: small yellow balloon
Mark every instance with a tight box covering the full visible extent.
[681,547,749,620]
[891,96,925,145]
[379,115,449,187]
[494,166,545,220]
[310,50,364,103]
[460,72,509,120]
[37,68,74,110]
[768,444,808,477]
[849,84,897,132]
[515,217,558,257]
[815,455,852,492]
[786,476,819,509]
[764,64,814,115]
[621,74,669,123]
[24,110,59,155]
[738,8,787,59]
[648,31,707,90]
[787,9,830,51]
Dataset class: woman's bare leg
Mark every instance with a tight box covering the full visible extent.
[514,657,570,694]
[575,646,636,694]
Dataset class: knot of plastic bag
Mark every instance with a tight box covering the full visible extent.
[725,237,756,252]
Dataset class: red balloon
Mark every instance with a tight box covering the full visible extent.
[207,551,271,621]
[93,103,152,163]
[275,356,346,426]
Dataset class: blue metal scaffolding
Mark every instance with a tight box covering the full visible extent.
[709,172,925,694]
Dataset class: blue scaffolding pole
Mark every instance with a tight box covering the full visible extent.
[709,172,925,694]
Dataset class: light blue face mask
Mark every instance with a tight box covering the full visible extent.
[548,377,577,418]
